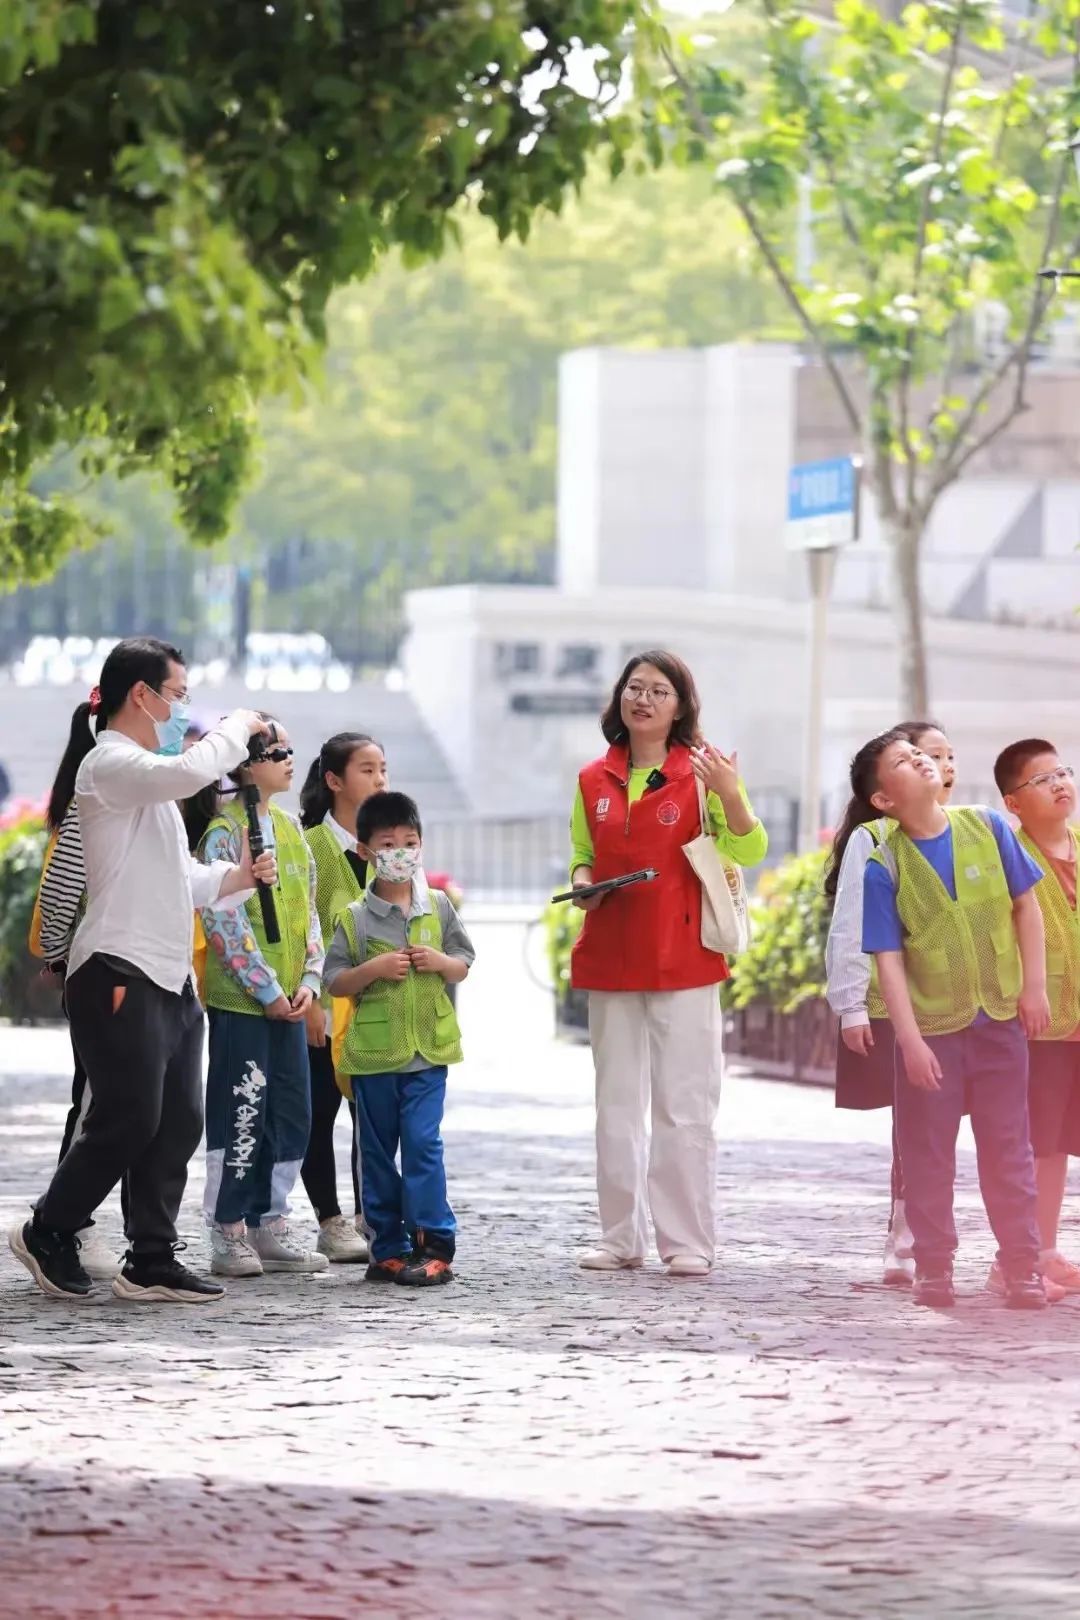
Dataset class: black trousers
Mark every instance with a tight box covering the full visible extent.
[300,1041,361,1222]
[38,955,204,1255]
[55,1023,132,1232]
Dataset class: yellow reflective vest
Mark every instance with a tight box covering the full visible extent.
[869,808,1020,1036]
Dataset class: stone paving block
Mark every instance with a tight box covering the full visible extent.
[4,931,1080,1617]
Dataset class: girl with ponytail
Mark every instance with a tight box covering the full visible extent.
[825,720,957,1286]
[299,732,387,1261]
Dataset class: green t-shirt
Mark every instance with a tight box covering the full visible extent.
[569,767,768,879]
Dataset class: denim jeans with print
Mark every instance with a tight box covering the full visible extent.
[203,1009,312,1227]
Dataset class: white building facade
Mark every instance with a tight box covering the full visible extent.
[403,343,1080,832]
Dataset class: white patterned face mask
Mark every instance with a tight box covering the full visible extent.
[373,845,422,883]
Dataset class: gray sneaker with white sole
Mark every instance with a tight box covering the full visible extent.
[247,1219,329,1273]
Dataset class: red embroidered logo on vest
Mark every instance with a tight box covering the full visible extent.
[657,800,680,826]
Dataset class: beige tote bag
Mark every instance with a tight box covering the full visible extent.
[682,775,752,956]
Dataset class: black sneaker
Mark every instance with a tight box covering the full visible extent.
[112,1244,225,1306]
[8,1217,93,1300]
[1002,1270,1048,1311]
[913,1268,955,1308]
[365,1255,412,1283]
[396,1253,455,1288]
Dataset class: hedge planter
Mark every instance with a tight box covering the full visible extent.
[724,999,836,1087]
[0,812,57,1026]
[721,845,835,1086]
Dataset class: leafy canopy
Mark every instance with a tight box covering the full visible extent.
[643,0,1080,709]
[0,0,645,586]
[9,156,788,664]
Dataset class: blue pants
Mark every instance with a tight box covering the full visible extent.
[894,1017,1039,1274]
[204,1010,312,1228]
[351,1067,456,1262]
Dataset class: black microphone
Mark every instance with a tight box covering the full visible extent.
[645,769,666,792]
[241,783,281,945]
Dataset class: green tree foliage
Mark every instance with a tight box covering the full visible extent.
[721,848,828,1014]
[0,0,647,586]
[646,0,1080,710]
[239,160,788,652]
[6,158,789,662]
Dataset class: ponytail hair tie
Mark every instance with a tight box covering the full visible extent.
[88,686,102,715]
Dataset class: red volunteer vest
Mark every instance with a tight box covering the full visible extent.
[570,743,730,994]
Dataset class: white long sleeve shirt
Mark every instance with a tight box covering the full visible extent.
[68,715,252,994]
[824,822,880,1030]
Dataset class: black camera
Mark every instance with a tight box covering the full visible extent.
[246,721,279,765]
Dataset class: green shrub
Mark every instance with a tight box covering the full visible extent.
[544,900,584,1007]
[722,849,829,1015]
[0,811,51,1023]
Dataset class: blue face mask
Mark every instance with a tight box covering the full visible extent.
[146,693,191,757]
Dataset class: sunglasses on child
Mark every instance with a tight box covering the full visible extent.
[255,746,294,765]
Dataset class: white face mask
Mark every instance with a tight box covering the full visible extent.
[373,845,422,884]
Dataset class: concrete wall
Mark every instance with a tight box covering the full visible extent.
[404,342,1080,820]
[557,343,1080,624]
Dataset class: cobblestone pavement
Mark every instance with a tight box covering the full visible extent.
[4,920,1080,1619]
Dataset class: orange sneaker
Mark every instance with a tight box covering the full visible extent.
[396,1255,455,1288]
[986,1260,1065,1305]
[1040,1252,1080,1293]
[365,1256,410,1283]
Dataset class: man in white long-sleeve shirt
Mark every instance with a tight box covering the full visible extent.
[9,637,274,1305]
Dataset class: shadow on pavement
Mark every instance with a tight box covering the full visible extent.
[0,1466,1076,1620]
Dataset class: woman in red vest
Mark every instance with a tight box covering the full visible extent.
[569,650,768,1276]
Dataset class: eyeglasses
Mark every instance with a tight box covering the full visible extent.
[1014,766,1074,792]
[624,681,675,705]
[258,746,294,764]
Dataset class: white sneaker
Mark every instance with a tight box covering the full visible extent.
[666,1254,711,1276]
[883,1199,916,1286]
[317,1215,369,1263]
[579,1248,644,1271]
[210,1225,263,1278]
[75,1226,123,1281]
[247,1219,330,1273]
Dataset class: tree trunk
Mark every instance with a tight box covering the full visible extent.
[883,511,929,716]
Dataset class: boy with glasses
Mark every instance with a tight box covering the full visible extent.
[995,739,1080,1293]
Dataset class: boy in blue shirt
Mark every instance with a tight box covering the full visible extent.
[858,734,1049,1309]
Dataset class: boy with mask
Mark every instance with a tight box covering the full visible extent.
[323,791,474,1287]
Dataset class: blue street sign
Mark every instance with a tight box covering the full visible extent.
[787,456,856,523]
[786,455,860,551]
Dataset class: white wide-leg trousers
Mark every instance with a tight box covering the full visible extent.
[588,986,724,1263]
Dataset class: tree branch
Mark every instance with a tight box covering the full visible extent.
[736,197,863,436]
[927,8,1080,498]
[896,5,966,496]
[929,221,1077,502]
[660,40,863,438]
[929,14,1053,443]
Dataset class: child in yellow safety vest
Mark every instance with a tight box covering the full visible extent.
[825,719,957,1287]
[187,717,327,1281]
[297,730,388,1263]
[994,738,1080,1295]
[860,730,1052,1311]
[323,791,474,1288]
